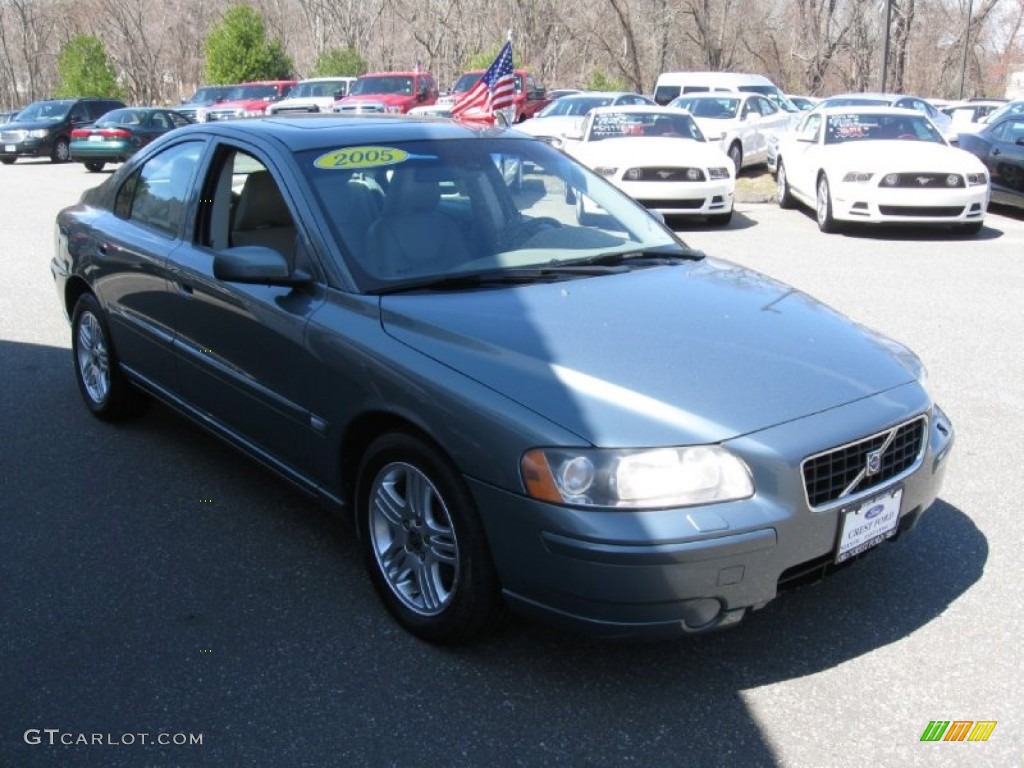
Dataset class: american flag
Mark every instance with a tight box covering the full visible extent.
[451,41,515,117]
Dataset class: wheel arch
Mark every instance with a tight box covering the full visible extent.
[64,276,93,320]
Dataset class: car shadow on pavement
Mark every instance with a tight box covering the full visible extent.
[671,208,759,233]
[790,206,1004,242]
[2,339,986,767]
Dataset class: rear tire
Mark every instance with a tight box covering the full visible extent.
[71,294,147,420]
[84,161,105,172]
[356,432,503,644]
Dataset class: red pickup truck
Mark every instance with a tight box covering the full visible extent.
[200,80,297,121]
[438,69,549,122]
[331,71,439,114]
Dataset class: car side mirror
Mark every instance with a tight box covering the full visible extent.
[1016,137,1024,146]
[213,246,311,286]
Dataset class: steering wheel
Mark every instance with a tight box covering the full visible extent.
[496,215,562,251]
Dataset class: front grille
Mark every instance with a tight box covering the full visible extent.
[272,106,320,115]
[878,205,964,217]
[878,172,964,188]
[207,109,242,121]
[335,102,386,114]
[1,130,27,142]
[638,198,705,210]
[628,167,705,182]
[802,415,927,509]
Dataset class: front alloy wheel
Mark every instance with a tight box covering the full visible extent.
[51,137,70,163]
[816,173,840,233]
[71,294,146,420]
[358,433,502,643]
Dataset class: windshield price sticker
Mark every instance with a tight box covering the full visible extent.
[314,146,408,170]
[835,486,902,563]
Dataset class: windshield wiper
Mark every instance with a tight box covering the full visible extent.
[374,265,628,294]
[571,248,706,267]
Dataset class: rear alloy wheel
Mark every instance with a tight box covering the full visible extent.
[71,294,146,420]
[776,161,795,209]
[84,161,105,173]
[357,433,502,644]
[50,137,70,163]
[728,143,742,175]
[815,173,841,233]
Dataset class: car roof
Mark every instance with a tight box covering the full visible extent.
[167,114,523,153]
[588,105,691,116]
[815,105,929,116]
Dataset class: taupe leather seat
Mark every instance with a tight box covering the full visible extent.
[231,170,296,259]
[365,168,471,278]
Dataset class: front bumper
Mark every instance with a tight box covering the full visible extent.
[0,138,51,158]
[471,385,953,639]
[615,178,735,218]
[831,182,989,225]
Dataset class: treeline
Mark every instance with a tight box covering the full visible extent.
[1,0,1022,109]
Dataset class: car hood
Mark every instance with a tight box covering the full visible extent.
[380,259,921,446]
[340,94,415,106]
[569,137,732,168]
[3,118,65,131]
[271,96,335,110]
[825,140,984,171]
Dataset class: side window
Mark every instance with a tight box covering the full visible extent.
[801,114,822,141]
[759,97,778,116]
[113,141,204,237]
[69,104,88,123]
[169,112,191,128]
[742,99,758,118]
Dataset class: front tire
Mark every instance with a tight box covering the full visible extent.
[357,432,502,644]
[816,173,841,233]
[776,161,795,209]
[71,294,146,420]
[50,136,70,163]
[84,160,105,172]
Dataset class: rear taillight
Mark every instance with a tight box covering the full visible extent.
[71,129,92,138]
[99,128,131,139]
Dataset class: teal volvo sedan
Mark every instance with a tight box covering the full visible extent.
[51,115,954,643]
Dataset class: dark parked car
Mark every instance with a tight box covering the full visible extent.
[52,116,953,643]
[957,113,1024,211]
[70,107,193,172]
[1,97,126,164]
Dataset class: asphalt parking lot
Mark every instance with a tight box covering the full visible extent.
[2,158,1022,767]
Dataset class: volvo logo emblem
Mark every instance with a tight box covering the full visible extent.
[866,449,884,476]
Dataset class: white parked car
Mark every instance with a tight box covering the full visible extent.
[774,106,989,234]
[668,92,793,173]
[811,92,955,142]
[514,92,653,144]
[266,77,356,116]
[559,105,735,225]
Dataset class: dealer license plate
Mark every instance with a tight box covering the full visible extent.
[835,486,902,563]
[88,135,104,142]
[4,145,14,152]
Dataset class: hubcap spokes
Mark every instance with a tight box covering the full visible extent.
[77,313,110,403]
[369,463,459,616]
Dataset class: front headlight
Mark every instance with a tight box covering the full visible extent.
[386,105,403,114]
[521,446,754,509]
[842,172,874,183]
[243,108,265,117]
[708,167,730,180]
[29,128,49,138]
[965,172,987,186]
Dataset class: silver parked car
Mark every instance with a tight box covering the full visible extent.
[52,116,953,643]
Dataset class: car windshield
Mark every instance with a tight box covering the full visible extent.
[982,99,1024,124]
[537,97,614,118]
[225,85,282,100]
[821,97,892,109]
[824,113,945,145]
[350,76,415,96]
[589,111,705,141]
[668,96,740,119]
[291,80,349,98]
[301,137,682,293]
[190,87,231,103]
[737,86,797,112]
[452,73,482,93]
[17,101,73,121]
